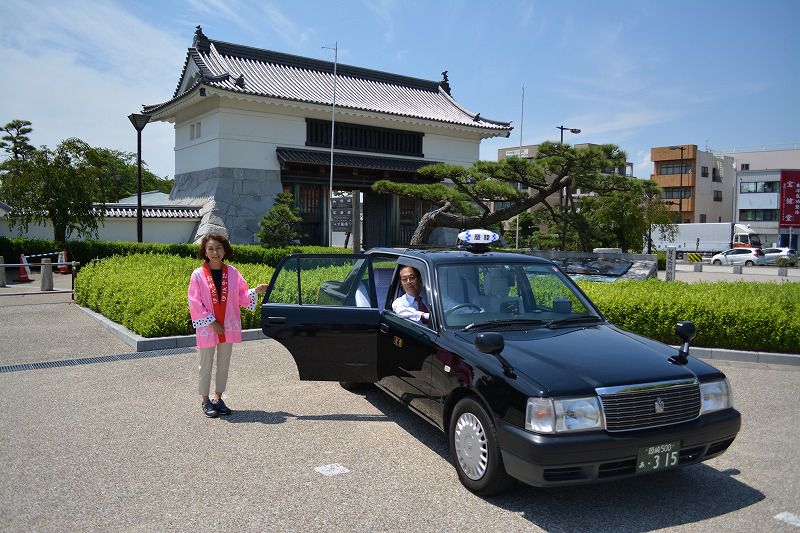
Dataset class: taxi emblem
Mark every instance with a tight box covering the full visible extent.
[654,397,665,414]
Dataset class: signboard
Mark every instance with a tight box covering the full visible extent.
[332,196,353,231]
[504,148,529,158]
[779,170,800,228]
[665,246,677,281]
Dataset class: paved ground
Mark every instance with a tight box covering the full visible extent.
[1,265,799,531]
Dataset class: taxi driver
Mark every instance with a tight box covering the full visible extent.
[391,266,430,323]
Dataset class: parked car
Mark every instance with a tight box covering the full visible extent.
[261,233,741,495]
[710,247,766,266]
[761,247,798,265]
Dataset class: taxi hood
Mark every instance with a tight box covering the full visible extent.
[458,324,702,396]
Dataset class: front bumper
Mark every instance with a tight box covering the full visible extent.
[497,408,741,487]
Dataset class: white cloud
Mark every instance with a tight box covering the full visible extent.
[0,0,187,178]
[259,3,312,48]
[187,0,257,34]
[361,0,396,43]
[567,110,673,138]
[633,149,653,180]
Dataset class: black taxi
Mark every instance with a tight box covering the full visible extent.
[261,232,741,495]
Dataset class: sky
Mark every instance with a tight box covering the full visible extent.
[1,0,798,181]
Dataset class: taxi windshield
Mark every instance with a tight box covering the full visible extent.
[437,262,601,329]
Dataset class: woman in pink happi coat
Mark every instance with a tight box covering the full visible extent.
[188,233,269,418]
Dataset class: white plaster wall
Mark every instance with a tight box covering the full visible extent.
[175,111,221,173]
[423,133,480,166]
[218,108,307,170]
[0,219,198,244]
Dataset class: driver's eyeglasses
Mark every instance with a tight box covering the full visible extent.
[400,275,417,282]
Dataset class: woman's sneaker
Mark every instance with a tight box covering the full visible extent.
[214,398,232,416]
[202,400,218,418]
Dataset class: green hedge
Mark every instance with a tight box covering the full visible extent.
[73,253,800,353]
[74,254,275,337]
[0,236,346,269]
[578,279,800,354]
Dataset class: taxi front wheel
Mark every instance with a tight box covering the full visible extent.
[449,397,514,495]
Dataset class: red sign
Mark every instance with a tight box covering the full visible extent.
[779,170,800,228]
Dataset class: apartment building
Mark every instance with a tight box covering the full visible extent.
[718,146,800,248]
[650,145,734,224]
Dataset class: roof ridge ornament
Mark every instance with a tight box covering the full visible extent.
[193,25,210,53]
[440,70,451,95]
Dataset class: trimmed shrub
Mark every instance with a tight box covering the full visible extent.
[75,254,274,337]
[578,279,800,354]
[72,252,800,354]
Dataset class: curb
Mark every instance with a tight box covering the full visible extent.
[77,306,267,352]
[681,345,800,367]
[76,305,800,367]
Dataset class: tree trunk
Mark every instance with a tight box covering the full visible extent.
[409,203,451,245]
[53,223,66,244]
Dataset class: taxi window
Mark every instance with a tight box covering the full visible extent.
[439,262,598,328]
[266,256,365,306]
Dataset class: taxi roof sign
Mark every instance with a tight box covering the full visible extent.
[458,229,500,246]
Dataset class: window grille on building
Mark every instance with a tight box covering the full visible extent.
[306,119,424,157]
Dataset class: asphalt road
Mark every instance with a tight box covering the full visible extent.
[1,294,799,531]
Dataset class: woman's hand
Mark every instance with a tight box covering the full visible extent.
[211,321,225,334]
[255,283,269,294]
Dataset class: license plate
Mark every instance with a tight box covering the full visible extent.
[636,441,681,474]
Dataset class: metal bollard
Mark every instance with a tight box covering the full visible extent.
[41,258,54,291]
[0,256,6,287]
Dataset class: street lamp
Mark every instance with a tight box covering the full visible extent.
[128,113,151,243]
[557,125,581,250]
[557,125,581,144]
[669,145,686,223]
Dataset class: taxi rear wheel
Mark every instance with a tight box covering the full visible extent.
[449,397,514,495]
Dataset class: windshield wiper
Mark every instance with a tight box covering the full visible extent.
[463,319,547,332]
[546,315,603,328]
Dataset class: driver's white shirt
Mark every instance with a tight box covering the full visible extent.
[391,293,429,322]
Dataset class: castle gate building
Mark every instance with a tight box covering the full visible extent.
[143,27,511,246]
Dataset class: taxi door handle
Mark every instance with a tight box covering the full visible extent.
[379,323,389,333]
[267,316,286,324]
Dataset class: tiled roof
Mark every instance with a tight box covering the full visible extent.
[93,205,202,219]
[276,147,440,172]
[144,27,511,134]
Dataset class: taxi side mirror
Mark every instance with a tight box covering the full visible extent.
[475,332,504,354]
[671,321,696,365]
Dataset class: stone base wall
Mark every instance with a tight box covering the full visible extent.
[170,167,282,244]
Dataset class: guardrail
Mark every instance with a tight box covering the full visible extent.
[0,255,80,293]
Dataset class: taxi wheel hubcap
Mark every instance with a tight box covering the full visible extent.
[454,412,488,480]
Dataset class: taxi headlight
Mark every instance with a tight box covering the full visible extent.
[526,396,604,433]
[700,379,732,414]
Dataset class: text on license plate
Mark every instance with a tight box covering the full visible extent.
[636,441,681,474]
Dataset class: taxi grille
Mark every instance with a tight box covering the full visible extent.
[598,380,701,432]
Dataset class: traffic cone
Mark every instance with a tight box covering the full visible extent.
[17,253,32,282]
[58,249,70,274]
